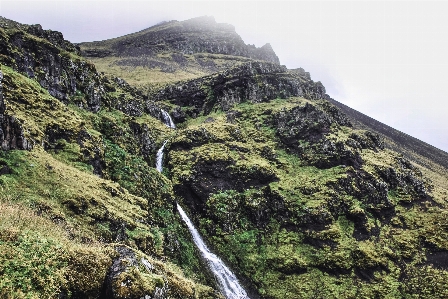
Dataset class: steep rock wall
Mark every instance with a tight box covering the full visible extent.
[0,28,104,112]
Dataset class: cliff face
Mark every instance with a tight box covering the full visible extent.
[153,61,328,119]
[0,21,101,111]
[1,16,448,299]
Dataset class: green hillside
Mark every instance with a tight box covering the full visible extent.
[1,16,448,299]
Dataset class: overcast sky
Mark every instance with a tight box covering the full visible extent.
[1,0,447,152]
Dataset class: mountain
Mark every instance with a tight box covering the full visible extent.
[79,16,279,63]
[1,15,448,299]
[77,16,279,88]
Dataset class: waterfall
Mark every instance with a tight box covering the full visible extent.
[156,140,167,173]
[177,204,250,299]
[161,109,176,129]
[155,115,250,299]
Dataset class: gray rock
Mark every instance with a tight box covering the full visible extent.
[102,246,167,299]
[1,28,108,112]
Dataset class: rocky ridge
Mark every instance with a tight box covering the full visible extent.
[153,62,327,119]
[79,16,280,64]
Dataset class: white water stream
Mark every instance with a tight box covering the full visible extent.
[155,140,167,173]
[161,109,176,129]
[177,204,250,299]
[155,114,250,299]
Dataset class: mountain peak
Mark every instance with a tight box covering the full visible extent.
[179,15,235,31]
[78,15,279,64]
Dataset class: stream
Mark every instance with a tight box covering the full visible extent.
[156,108,250,299]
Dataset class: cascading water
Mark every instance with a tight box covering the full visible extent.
[155,116,250,299]
[177,204,250,299]
[156,140,167,173]
[161,109,176,129]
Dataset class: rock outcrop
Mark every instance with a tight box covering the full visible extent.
[101,246,166,299]
[101,246,219,299]
[272,101,385,169]
[0,28,104,111]
[154,61,328,117]
[0,19,155,116]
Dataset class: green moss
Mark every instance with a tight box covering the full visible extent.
[0,200,116,299]
[113,266,164,298]
[1,65,84,145]
[48,139,94,173]
[166,96,448,298]
[0,233,67,298]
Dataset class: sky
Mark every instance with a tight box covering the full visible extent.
[1,0,447,152]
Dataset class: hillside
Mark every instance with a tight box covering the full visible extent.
[77,16,279,88]
[328,98,448,170]
[1,16,448,299]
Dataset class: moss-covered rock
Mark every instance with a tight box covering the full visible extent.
[153,61,328,117]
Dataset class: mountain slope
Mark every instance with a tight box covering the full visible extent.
[0,17,222,298]
[79,16,278,62]
[162,76,448,298]
[328,98,448,171]
[1,16,448,299]
[77,16,280,87]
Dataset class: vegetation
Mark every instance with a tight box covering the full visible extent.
[1,15,448,299]
[86,53,251,90]
[168,98,448,299]
[0,60,217,297]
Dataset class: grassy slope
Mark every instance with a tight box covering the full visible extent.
[168,97,448,299]
[85,53,252,91]
[0,63,218,298]
[327,98,448,171]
